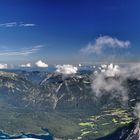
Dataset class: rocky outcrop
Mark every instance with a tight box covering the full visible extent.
[95,120,140,140]
[126,121,140,140]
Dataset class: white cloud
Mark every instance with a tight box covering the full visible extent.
[91,63,140,105]
[35,60,48,68]
[78,64,82,67]
[92,64,128,103]
[81,36,130,54]
[20,63,31,67]
[0,45,43,56]
[55,64,78,75]
[102,63,120,77]
[0,64,8,69]
[91,63,140,117]
[119,63,140,80]
[101,64,107,68]
[92,64,122,92]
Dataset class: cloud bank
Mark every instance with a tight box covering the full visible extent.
[20,63,31,68]
[81,36,130,54]
[55,64,78,75]
[101,63,120,77]
[35,60,48,68]
[92,63,140,105]
[92,64,127,102]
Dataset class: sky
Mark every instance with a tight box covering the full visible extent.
[0,0,140,66]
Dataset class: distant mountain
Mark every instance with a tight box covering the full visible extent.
[0,70,139,111]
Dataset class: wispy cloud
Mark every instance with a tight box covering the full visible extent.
[81,35,131,54]
[0,22,36,28]
[0,22,17,27]
[19,23,35,27]
[0,45,43,56]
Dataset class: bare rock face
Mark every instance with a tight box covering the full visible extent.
[0,70,140,112]
[95,120,140,140]
[126,121,140,140]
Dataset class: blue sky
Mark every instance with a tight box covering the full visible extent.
[0,0,139,65]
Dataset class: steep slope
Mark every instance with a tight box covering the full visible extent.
[39,72,97,110]
[1,70,140,111]
[95,120,140,140]
[0,71,41,108]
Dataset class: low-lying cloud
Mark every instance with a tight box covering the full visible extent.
[35,60,48,68]
[91,63,140,104]
[0,63,8,69]
[20,63,31,68]
[101,63,120,77]
[55,64,78,75]
[92,64,128,102]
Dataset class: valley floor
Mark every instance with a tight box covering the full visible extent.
[0,97,134,140]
